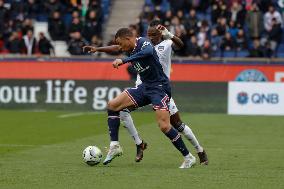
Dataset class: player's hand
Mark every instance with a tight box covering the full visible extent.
[156,24,174,39]
[112,59,123,69]
[82,46,97,53]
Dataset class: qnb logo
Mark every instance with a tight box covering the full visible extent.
[251,93,279,104]
[237,92,279,105]
[237,92,249,105]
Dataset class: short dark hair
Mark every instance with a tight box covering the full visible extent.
[115,28,133,39]
[149,19,161,27]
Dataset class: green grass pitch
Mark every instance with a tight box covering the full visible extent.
[0,110,284,189]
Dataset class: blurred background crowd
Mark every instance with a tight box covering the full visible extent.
[0,0,105,56]
[134,0,284,59]
[0,0,283,59]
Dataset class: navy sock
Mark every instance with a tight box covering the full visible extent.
[165,127,189,156]
[107,109,120,141]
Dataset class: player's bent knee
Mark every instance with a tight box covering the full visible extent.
[120,110,130,122]
[171,120,185,132]
[159,123,171,133]
[158,118,171,133]
[107,101,120,111]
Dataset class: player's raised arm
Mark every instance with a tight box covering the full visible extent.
[83,45,121,54]
[156,24,184,49]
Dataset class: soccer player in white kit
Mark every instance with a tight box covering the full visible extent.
[83,20,208,167]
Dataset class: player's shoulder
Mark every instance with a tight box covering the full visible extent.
[138,37,151,44]
[137,37,152,49]
[155,39,173,51]
[161,39,173,46]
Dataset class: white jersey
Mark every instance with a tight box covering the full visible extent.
[135,39,173,86]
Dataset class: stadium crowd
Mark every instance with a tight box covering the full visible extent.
[131,0,284,59]
[0,0,283,58]
[0,0,104,56]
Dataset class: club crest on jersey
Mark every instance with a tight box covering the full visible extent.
[158,46,164,51]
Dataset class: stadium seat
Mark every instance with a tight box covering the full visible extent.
[34,22,50,40]
[52,41,70,57]
[237,50,249,57]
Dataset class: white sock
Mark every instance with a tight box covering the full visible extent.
[120,111,142,145]
[184,152,194,159]
[182,125,204,153]
[110,141,119,147]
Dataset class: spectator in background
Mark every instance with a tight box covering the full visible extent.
[44,0,62,18]
[162,10,172,27]
[236,29,247,51]
[3,20,16,42]
[38,32,54,55]
[217,2,230,20]
[21,29,36,55]
[169,16,185,36]
[87,0,103,23]
[200,39,211,59]
[83,10,101,42]
[221,32,236,51]
[246,2,263,39]
[211,1,220,24]
[229,2,242,24]
[68,32,88,55]
[23,0,39,19]
[9,0,24,22]
[228,20,238,39]
[186,35,201,58]
[0,0,9,35]
[48,11,66,41]
[184,9,199,35]
[169,0,185,14]
[173,26,187,56]
[249,39,264,57]
[21,18,34,36]
[6,32,22,54]
[268,18,283,57]
[197,26,207,47]
[216,17,228,36]
[210,28,222,51]
[176,10,185,24]
[68,17,83,36]
[279,0,284,21]
[264,5,283,33]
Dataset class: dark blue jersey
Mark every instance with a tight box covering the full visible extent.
[122,37,169,86]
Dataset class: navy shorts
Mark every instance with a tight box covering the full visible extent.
[125,82,171,111]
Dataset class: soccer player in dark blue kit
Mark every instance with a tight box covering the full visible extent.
[103,28,195,168]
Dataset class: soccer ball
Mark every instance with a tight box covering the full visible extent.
[82,146,102,166]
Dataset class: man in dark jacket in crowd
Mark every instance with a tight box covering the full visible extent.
[38,32,54,55]
[68,31,88,55]
[48,11,66,41]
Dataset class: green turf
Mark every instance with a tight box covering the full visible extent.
[0,110,284,189]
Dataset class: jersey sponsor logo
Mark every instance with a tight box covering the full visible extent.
[141,41,151,49]
[235,69,268,82]
[158,46,164,51]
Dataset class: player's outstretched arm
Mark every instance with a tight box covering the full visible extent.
[156,24,184,49]
[83,45,121,54]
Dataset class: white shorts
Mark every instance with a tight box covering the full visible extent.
[169,98,179,116]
